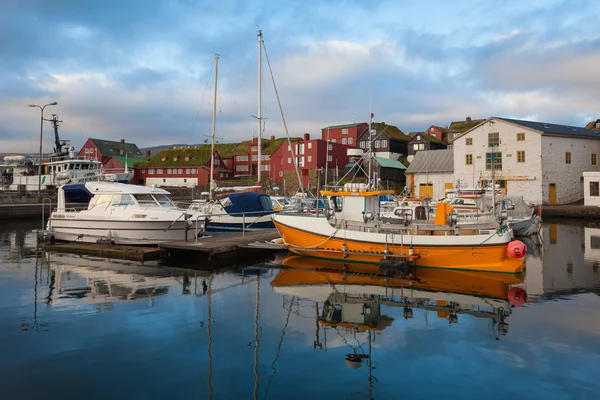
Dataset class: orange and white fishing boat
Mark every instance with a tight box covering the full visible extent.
[272,183,525,273]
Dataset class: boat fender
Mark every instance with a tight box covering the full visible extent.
[507,287,528,306]
[507,240,527,259]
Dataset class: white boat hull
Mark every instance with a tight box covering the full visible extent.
[49,216,192,245]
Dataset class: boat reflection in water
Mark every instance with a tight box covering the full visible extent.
[46,253,210,307]
[272,255,526,337]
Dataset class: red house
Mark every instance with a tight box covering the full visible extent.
[232,136,300,178]
[321,122,368,147]
[270,133,349,189]
[78,138,144,163]
[133,145,232,188]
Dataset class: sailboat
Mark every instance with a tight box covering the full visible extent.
[272,114,527,274]
[188,53,276,232]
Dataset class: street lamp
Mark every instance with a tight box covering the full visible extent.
[28,101,58,195]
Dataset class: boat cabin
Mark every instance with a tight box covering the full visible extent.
[58,182,178,211]
[321,183,395,222]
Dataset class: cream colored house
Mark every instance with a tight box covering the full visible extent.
[452,117,600,204]
[405,149,453,199]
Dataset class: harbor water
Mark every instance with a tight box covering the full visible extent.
[0,219,599,399]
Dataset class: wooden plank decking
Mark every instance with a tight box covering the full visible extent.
[43,243,164,262]
[160,228,281,255]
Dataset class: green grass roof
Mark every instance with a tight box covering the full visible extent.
[447,119,485,132]
[233,137,301,155]
[136,147,213,167]
[374,123,410,142]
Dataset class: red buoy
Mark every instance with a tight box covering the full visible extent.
[508,287,528,306]
[507,240,527,259]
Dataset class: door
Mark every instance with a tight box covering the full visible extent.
[419,183,433,198]
[549,183,557,205]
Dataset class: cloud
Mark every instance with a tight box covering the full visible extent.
[1,0,600,152]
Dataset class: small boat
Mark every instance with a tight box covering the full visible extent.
[47,182,194,244]
[273,183,525,273]
[190,191,276,232]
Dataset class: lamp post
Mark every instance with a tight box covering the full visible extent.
[28,102,58,195]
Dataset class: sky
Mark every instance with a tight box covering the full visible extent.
[1,0,600,153]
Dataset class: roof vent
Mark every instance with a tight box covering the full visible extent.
[571,128,578,132]
[542,124,550,129]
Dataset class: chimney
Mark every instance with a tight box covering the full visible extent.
[466,116,472,122]
[120,139,125,143]
[303,133,310,141]
[145,150,151,156]
[270,135,275,141]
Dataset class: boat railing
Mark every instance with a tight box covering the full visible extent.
[193,209,280,242]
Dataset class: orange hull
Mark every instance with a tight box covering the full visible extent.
[273,220,524,274]
[274,255,523,300]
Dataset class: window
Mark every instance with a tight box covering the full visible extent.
[566,152,571,164]
[517,133,525,141]
[466,138,473,146]
[466,154,473,165]
[419,143,425,150]
[279,171,283,177]
[591,182,600,196]
[381,140,387,147]
[178,168,183,174]
[593,154,597,166]
[328,155,332,162]
[331,139,336,143]
[342,128,349,135]
[348,138,353,145]
[517,151,525,163]
[360,142,365,149]
[191,168,197,174]
[413,144,419,151]
[486,152,502,170]
[251,145,258,152]
[375,140,381,148]
[328,144,333,150]
[157,168,163,174]
[342,138,347,145]
[185,168,190,174]
[167,168,172,174]
[307,143,312,149]
[591,235,600,248]
[288,157,291,164]
[252,155,257,161]
[488,132,499,147]
[142,169,145,173]
[307,156,312,162]
[149,169,155,175]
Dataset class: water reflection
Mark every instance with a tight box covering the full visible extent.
[274,255,524,339]
[1,220,600,399]
[518,224,600,298]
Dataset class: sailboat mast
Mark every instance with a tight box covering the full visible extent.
[209,55,219,200]
[368,112,374,189]
[257,30,263,183]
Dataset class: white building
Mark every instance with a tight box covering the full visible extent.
[583,171,600,206]
[453,117,600,204]
[405,149,453,199]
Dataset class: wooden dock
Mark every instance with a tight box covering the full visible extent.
[160,228,281,256]
[43,243,164,262]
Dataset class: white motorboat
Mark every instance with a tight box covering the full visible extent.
[47,182,194,245]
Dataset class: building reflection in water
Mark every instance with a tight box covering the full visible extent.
[519,223,600,298]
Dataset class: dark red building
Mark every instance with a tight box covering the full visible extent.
[321,122,368,147]
[270,133,349,188]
